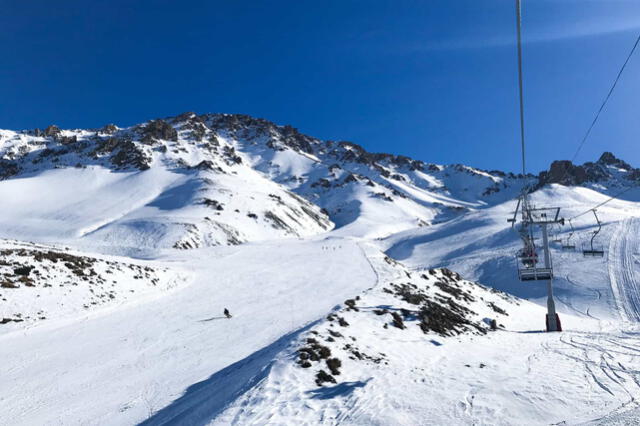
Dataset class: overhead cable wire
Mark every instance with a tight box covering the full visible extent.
[561,31,640,220]
[556,31,640,186]
[515,0,527,178]
[570,183,639,220]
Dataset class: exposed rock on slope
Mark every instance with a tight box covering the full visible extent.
[291,254,516,387]
[214,248,521,423]
[0,240,184,328]
[0,113,635,249]
[0,114,335,250]
[538,152,639,187]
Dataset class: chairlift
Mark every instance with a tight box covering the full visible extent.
[551,225,563,243]
[562,219,576,250]
[582,210,605,257]
[515,225,553,281]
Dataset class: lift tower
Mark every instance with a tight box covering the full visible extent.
[511,201,564,331]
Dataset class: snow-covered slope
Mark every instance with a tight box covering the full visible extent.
[2,113,640,425]
[2,114,636,247]
[0,113,534,250]
[0,118,334,253]
[383,183,640,321]
[0,239,185,330]
[0,239,377,425]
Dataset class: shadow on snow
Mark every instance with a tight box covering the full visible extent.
[139,323,317,426]
[306,379,371,400]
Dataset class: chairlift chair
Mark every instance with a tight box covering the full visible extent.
[551,225,563,243]
[515,229,553,281]
[562,219,576,250]
[516,254,553,280]
[582,210,605,257]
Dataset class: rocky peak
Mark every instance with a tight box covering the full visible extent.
[100,124,118,135]
[538,160,588,186]
[537,152,637,188]
[44,125,61,138]
[139,119,178,144]
[598,151,632,171]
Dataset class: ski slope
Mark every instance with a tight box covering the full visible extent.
[2,115,640,424]
[3,185,640,425]
[0,239,375,425]
[3,227,640,425]
[608,218,640,324]
[383,185,640,323]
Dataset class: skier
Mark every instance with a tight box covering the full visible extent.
[224,308,232,319]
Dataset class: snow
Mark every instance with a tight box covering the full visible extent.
[2,115,640,424]
[0,239,376,425]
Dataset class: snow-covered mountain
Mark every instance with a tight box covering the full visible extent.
[2,112,640,425]
[7,112,635,252]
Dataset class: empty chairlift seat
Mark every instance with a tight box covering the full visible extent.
[562,219,576,250]
[582,210,605,257]
[582,243,605,257]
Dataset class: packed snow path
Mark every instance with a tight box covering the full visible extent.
[608,218,640,324]
[0,239,376,425]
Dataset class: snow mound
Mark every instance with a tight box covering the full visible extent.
[0,240,184,331]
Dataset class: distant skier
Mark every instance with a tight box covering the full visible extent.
[224,308,232,319]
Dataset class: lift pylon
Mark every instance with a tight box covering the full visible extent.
[510,198,564,332]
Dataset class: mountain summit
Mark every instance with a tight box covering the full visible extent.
[0,113,635,252]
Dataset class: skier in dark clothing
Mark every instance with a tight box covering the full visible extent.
[224,308,232,319]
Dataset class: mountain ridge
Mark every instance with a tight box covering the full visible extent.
[0,112,636,250]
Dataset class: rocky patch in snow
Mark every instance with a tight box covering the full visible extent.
[293,255,517,387]
[0,241,183,329]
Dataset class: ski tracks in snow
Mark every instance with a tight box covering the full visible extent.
[542,331,640,421]
[608,218,640,323]
[533,218,640,424]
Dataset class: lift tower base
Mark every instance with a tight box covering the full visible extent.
[546,313,562,332]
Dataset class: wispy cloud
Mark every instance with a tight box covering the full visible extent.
[411,14,640,53]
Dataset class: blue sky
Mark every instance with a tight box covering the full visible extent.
[1,0,639,172]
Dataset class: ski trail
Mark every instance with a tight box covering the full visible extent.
[608,218,640,323]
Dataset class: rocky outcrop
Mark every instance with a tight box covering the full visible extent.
[140,119,178,144]
[43,125,61,138]
[110,140,151,170]
[100,124,118,135]
[538,160,588,186]
[0,160,19,179]
[598,151,632,171]
[537,152,638,187]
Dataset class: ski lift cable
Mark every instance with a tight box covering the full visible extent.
[513,0,536,245]
[569,183,639,220]
[510,2,638,227]
[515,0,527,178]
[555,31,640,186]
